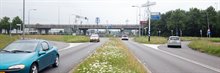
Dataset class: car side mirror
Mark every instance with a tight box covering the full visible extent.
[39,51,46,56]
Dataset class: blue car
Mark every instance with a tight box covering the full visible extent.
[0,40,59,73]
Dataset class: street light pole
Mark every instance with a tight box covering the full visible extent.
[28,9,36,25]
[132,5,141,37]
[22,0,25,39]
[142,1,156,42]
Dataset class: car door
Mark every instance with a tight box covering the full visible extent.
[38,41,52,70]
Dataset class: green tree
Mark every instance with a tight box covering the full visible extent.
[0,18,2,34]
[185,8,203,36]
[167,9,187,36]
[11,16,23,33]
[0,17,11,34]
[206,6,217,36]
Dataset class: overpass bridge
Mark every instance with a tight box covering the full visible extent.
[25,24,140,35]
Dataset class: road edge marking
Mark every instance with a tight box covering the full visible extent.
[143,44,220,73]
[58,43,83,52]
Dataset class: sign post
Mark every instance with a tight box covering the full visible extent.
[95,17,100,34]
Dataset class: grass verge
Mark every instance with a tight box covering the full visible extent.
[73,38,147,73]
[0,35,19,49]
[188,40,220,57]
[26,35,89,43]
[134,36,167,44]
[0,35,89,49]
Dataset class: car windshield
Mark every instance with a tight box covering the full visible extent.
[170,37,180,40]
[122,35,128,37]
[91,35,98,37]
[3,42,38,52]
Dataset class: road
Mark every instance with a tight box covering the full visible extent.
[123,40,220,73]
[40,38,108,73]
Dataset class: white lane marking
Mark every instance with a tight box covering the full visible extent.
[58,43,83,52]
[143,44,220,73]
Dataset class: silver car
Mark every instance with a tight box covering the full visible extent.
[90,34,100,42]
[121,35,129,40]
[167,36,181,48]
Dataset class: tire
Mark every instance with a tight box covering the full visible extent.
[52,56,59,67]
[30,63,38,73]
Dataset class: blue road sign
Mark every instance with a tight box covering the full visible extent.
[151,12,161,20]
[151,15,160,20]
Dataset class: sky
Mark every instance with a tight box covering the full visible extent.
[0,0,219,24]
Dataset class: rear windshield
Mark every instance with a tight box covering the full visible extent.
[170,37,180,40]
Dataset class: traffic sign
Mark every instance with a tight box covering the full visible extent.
[151,12,160,20]
[95,17,100,24]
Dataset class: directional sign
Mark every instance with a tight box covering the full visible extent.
[151,12,161,20]
[95,17,100,24]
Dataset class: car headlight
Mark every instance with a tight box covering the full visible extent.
[9,64,25,70]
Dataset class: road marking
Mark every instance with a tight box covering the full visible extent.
[143,44,220,73]
[58,43,83,52]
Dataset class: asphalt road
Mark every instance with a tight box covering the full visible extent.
[40,38,108,73]
[123,40,220,73]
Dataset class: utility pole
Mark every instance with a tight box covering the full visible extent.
[22,0,25,39]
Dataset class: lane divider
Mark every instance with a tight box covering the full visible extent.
[58,43,83,52]
[143,44,220,73]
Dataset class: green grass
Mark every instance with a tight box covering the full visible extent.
[188,40,220,57]
[0,35,89,50]
[73,38,147,73]
[0,35,20,49]
[134,36,167,44]
[210,38,220,42]
[26,35,89,43]
[180,37,200,41]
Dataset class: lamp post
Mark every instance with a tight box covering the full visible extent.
[22,0,25,39]
[28,9,37,25]
[142,1,156,42]
[132,5,142,37]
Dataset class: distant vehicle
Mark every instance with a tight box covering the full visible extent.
[121,35,129,40]
[167,36,181,48]
[90,34,100,42]
[0,40,59,73]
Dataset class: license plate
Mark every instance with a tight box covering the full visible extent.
[0,72,5,73]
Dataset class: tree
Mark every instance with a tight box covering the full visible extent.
[0,17,11,34]
[166,9,187,36]
[206,6,217,37]
[11,16,23,33]
[185,8,203,36]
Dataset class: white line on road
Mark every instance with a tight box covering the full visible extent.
[58,43,83,52]
[144,44,220,73]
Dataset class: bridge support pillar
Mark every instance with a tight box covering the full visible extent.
[82,29,88,35]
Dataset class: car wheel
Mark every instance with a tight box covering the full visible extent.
[30,63,38,73]
[52,56,59,67]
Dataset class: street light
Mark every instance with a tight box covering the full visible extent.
[132,5,142,37]
[142,1,156,42]
[22,0,25,39]
[28,9,37,25]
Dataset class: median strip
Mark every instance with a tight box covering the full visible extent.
[72,38,147,73]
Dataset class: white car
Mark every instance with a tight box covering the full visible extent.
[121,35,129,40]
[90,34,100,42]
[167,36,181,48]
